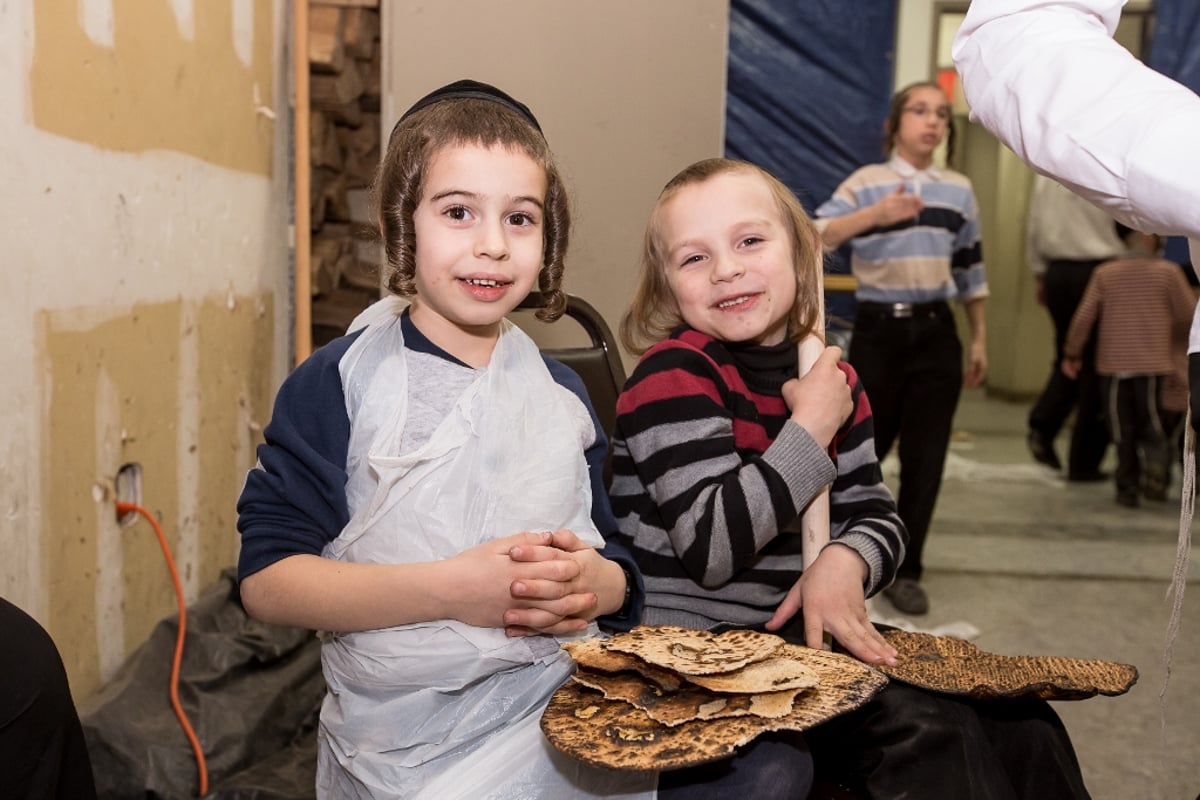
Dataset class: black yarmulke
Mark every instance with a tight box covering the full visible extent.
[396,79,543,134]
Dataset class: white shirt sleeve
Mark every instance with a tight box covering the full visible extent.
[951,0,1200,240]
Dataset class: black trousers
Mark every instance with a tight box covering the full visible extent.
[763,617,1090,800]
[850,302,962,582]
[657,731,813,799]
[1028,259,1110,475]
[1101,374,1169,495]
[0,598,97,800]
[810,679,1090,799]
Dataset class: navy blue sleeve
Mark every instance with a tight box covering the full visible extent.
[236,333,362,580]
[543,356,645,631]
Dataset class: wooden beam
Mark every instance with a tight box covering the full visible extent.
[294,0,312,363]
[823,273,858,293]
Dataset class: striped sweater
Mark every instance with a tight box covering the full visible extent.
[609,328,906,630]
[1064,256,1196,377]
[815,156,989,305]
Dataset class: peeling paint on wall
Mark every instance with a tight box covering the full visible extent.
[29,0,275,175]
[38,293,274,696]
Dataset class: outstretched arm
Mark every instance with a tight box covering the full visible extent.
[952,0,1200,238]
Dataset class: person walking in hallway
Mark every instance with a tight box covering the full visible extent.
[1025,174,1122,480]
[815,81,989,616]
[1061,230,1196,508]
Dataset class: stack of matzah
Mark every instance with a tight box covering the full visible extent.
[540,625,887,771]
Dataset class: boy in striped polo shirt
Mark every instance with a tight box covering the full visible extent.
[815,81,990,615]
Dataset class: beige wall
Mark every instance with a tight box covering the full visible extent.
[382,1,731,371]
[1,0,291,699]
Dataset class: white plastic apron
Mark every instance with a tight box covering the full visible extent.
[315,298,655,799]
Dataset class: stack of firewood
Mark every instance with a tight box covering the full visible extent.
[308,0,383,347]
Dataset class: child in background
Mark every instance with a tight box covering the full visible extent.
[1158,342,1192,492]
[1062,231,1197,507]
[613,157,1090,799]
[814,81,989,616]
[236,80,654,799]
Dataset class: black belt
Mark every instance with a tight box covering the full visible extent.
[1046,258,1109,270]
[857,300,948,319]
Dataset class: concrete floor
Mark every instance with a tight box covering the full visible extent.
[867,387,1199,800]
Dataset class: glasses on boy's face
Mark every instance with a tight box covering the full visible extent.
[902,105,952,122]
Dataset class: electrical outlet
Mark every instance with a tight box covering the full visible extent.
[115,462,142,525]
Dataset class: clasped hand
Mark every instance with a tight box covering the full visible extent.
[445,529,618,637]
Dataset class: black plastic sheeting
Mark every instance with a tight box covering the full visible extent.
[725,0,898,330]
[80,570,322,799]
[1149,0,1200,272]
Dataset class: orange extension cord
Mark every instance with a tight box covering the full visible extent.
[116,501,209,797]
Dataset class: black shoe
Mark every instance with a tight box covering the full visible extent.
[1027,431,1062,470]
[883,578,929,615]
[1116,489,1139,508]
[1144,468,1169,501]
[1068,469,1109,482]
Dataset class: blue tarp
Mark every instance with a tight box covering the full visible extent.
[725,0,898,329]
[1149,0,1200,94]
[1150,0,1200,274]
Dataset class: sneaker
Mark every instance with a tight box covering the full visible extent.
[1027,431,1062,471]
[1116,489,1139,508]
[883,578,929,615]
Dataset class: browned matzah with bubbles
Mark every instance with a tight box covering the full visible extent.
[571,667,804,726]
[543,637,888,771]
[562,637,682,691]
[685,656,820,694]
[878,630,1138,701]
[604,625,786,675]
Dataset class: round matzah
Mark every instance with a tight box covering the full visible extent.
[604,625,785,675]
[542,681,767,771]
[542,644,888,771]
[878,630,1139,701]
